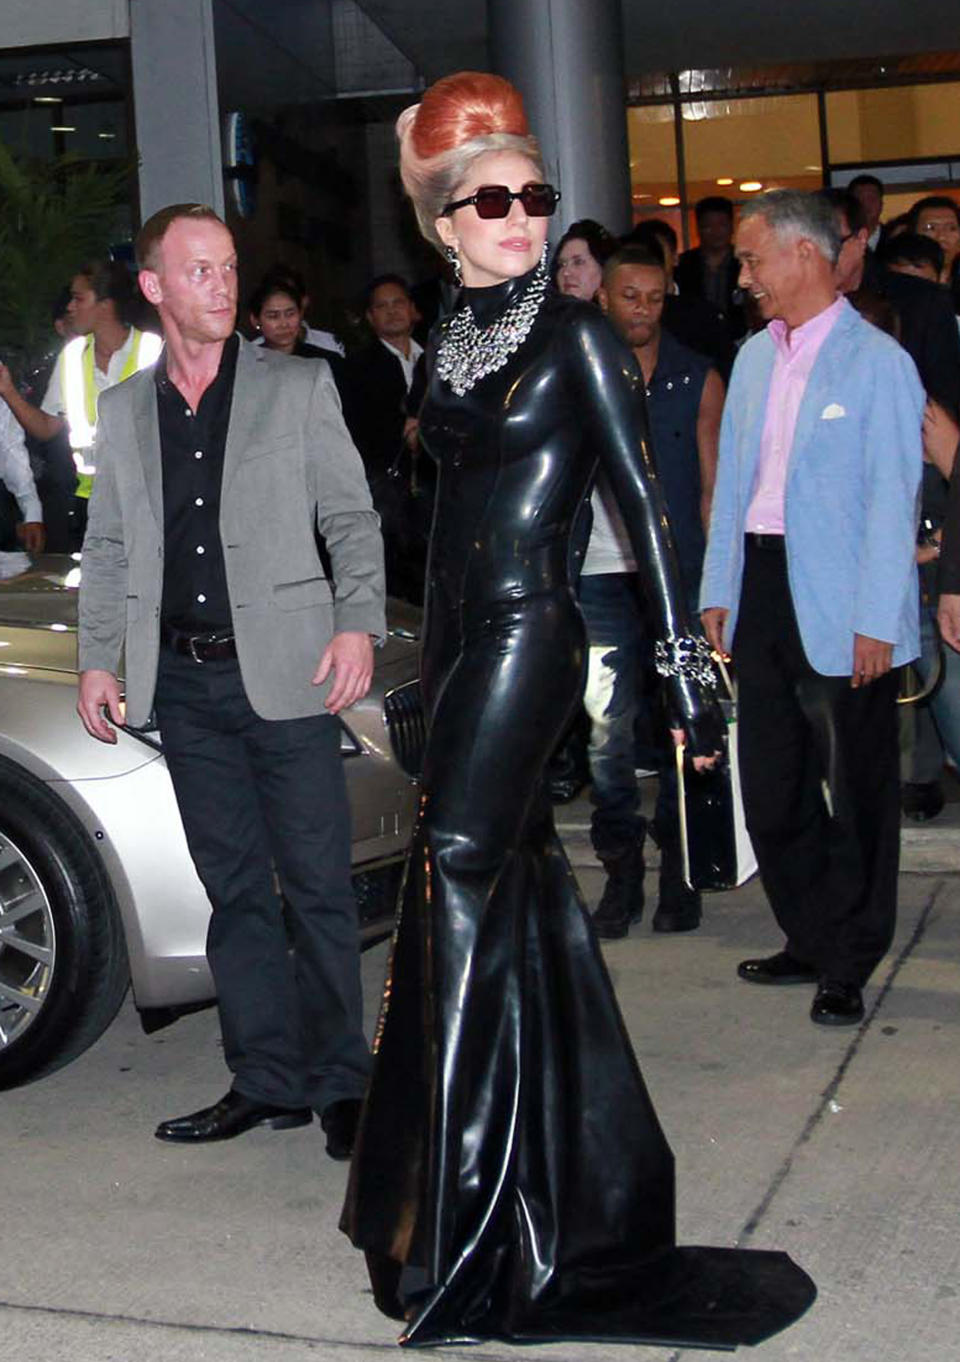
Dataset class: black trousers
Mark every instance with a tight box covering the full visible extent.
[733,540,900,987]
[154,648,370,1110]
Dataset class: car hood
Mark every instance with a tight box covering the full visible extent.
[0,554,421,674]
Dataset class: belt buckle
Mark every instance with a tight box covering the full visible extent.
[188,634,206,664]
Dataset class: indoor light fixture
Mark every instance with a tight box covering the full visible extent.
[739,181,763,192]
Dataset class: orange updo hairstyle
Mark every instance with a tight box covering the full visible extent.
[398,71,544,253]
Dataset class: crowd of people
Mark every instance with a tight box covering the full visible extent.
[3,71,960,1347]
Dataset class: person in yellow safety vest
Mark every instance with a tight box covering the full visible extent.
[58,321,163,498]
[0,259,162,515]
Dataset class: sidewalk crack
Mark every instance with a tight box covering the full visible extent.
[737,880,944,1245]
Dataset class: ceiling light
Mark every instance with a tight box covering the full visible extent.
[15,67,103,88]
[716,177,734,186]
[659,196,681,207]
[50,125,76,134]
[98,131,117,141]
[33,96,62,105]
[739,181,763,193]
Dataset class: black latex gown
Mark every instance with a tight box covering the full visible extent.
[340,269,815,1349]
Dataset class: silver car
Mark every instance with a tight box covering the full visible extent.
[0,555,423,1089]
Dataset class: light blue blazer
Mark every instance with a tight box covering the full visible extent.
[700,300,923,676]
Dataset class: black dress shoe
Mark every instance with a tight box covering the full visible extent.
[811,979,864,1026]
[737,951,818,985]
[321,1097,363,1161]
[901,780,944,822]
[155,1090,312,1143]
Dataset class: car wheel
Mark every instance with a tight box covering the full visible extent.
[0,761,129,1089]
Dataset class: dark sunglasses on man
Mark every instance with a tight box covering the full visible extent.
[442,183,561,220]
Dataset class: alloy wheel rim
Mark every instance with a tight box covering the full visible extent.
[0,831,56,1053]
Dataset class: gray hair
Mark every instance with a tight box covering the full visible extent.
[739,189,842,266]
[401,131,544,253]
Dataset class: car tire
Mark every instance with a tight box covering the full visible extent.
[0,760,129,1089]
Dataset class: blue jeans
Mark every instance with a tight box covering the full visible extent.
[908,601,960,780]
[579,573,679,858]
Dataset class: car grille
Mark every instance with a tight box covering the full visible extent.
[384,680,425,779]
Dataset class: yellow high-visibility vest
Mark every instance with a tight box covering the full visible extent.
[62,329,164,497]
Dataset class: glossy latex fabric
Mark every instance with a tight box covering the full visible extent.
[340,273,815,1347]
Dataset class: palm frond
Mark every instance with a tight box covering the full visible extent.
[0,145,132,376]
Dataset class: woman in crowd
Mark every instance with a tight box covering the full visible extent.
[340,71,814,1349]
[910,195,960,311]
[248,269,329,358]
[551,217,618,301]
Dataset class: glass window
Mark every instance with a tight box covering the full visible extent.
[682,94,822,206]
[827,82,960,164]
[627,104,680,222]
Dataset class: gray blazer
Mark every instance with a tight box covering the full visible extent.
[78,337,386,726]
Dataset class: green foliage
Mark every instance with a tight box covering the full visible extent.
[0,144,131,377]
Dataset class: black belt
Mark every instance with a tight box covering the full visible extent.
[745,532,786,551]
[161,622,237,663]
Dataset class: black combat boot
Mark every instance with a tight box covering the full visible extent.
[652,835,701,933]
[593,835,646,939]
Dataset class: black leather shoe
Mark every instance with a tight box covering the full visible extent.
[737,951,818,985]
[155,1090,312,1143]
[811,979,864,1026]
[901,780,944,822]
[321,1097,363,1161]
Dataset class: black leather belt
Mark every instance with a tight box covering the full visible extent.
[745,532,786,551]
[161,622,237,663]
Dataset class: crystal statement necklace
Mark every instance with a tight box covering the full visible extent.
[436,258,550,396]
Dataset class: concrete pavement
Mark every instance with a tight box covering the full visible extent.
[1,797,958,1362]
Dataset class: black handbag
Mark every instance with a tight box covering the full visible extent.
[676,656,758,892]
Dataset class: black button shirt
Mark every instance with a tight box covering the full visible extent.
[156,334,239,633]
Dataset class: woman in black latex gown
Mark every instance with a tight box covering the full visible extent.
[341,72,815,1349]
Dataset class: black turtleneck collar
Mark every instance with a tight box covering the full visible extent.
[464,263,542,328]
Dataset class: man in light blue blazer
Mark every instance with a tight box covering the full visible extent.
[700,190,923,1027]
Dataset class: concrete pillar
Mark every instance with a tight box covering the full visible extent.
[488,0,631,236]
[130,0,224,220]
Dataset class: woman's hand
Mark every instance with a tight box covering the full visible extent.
[670,727,722,771]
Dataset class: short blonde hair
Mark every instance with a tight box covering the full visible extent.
[136,203,225,271]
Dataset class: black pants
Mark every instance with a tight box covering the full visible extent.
[733,540,900,987]
[154,648,370,1110]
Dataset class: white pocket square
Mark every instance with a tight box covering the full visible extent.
[821,402,846,420]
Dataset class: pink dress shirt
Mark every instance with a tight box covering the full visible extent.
[745,296,846,534]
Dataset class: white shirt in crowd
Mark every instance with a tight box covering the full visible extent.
[252,326,346,357]
[379,336,424,393]
[581,478,637,577]
[41,327,140,418]
[0,402,42,524]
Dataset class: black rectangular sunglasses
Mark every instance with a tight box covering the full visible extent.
[442,183,561,219]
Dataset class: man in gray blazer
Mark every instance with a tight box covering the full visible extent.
[77,204,385,1154]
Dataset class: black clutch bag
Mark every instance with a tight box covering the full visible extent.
[676,656,758,892]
